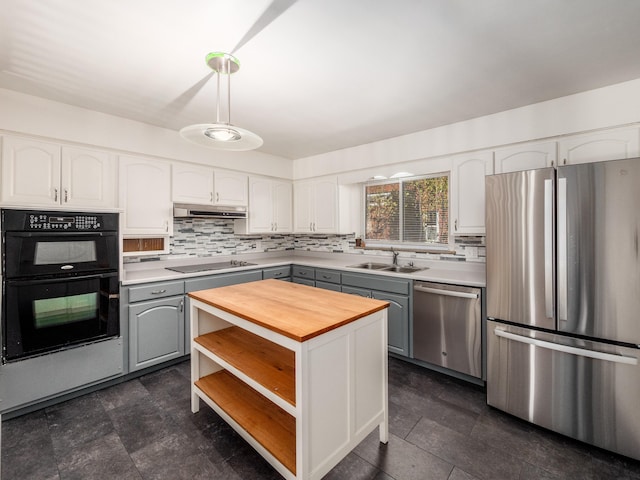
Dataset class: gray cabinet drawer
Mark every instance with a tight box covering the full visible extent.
[341,273,411,295]
[292,277,315,287]
[315,280,341,292]
[129,280,185,302]
[185,270,262,292]
[292,265,315,279]
[315,269,341,284]
[263,265,291,280]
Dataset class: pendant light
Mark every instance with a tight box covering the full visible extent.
[180,52,263,151]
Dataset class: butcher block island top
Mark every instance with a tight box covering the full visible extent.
[188,278,390,342]
[189,279,390,480]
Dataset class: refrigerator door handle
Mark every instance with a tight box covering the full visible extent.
[544,178,554,320]
[557,177,568,322]
[494,328,638,365]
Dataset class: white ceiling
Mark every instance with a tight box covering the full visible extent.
[2,0,640,160]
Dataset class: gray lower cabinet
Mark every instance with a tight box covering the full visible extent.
[291,264,315,286]
[315,268,341,291]
[127,280,185,372]
[341,273,412,357]
[262,265,291,281]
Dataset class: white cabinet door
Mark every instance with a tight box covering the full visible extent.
[1,136,61,205]
[272,180,292,233]
[293,178,338,233]
[293,181,314,233]
[61,146,116,208]
[172,163,214,205]
[247,177,292,233]
[494,141,557,173]
[450,151,494,235]
[312,178,338,233]
[119,156,172,235]
[214,170,247,205]
[248,176,274,233]
[558,127,640,165]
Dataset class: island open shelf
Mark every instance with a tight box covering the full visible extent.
[189,279,389,480]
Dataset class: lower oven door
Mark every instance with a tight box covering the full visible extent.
[3,272,119,362]
[487,320,640,461]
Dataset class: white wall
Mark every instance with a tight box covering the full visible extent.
[0,88,293,179]
[293,78,640,180]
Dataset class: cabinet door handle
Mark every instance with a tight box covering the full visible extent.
[151,289,167,295]
[54,188,58,202]
[454,219,458,231]
[64,189,69,203]
[274,222,277,231]
[309,222,312,231]
[210,192,214,203]
[216,192,220,203]
[165,220,169,233]
[179,300,184,313]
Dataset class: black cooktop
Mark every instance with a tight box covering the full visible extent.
[165,260,257,274]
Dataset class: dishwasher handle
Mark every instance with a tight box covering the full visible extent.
[414,284,479,299]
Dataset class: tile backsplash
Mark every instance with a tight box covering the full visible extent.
[124,218,485,263]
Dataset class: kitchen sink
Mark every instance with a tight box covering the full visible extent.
[347,263,427,273]
[380,265,427,273]
[347,262,391,270]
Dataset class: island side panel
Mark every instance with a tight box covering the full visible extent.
[302,309,389,479]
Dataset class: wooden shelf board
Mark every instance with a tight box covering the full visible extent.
[196,370,296,475]
[195,326,296,406]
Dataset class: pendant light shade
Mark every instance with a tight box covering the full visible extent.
[180,52,263,151]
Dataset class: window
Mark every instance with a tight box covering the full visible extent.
[364,173,449,246]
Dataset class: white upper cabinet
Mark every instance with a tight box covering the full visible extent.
[172,163,214,205]
[450,151,494,235]
[61,146,116,208]
[214,170,247,206]
[558,126,640,165]
[119,155,172,236]
[1,135,116,208]
[171,164,247,206]
[242,176,292,234]
[294,178,338,233]
[494,141,557,173]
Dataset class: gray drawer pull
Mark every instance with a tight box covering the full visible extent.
[321,275,331,279]
[151,289,167,295]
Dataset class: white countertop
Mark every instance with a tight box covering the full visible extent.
[122,251,486,288]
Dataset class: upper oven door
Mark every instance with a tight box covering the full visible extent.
[4,231,119,278]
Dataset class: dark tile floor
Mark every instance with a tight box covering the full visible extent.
[3,356,640,480]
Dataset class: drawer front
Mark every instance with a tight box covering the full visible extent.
[292,277,315,287]
[129,281,185,302]
[263,265,291,280]
[341,272,411,295]
[185,270,262,292]
[315,280,341,292]
[292,265,315,280]
[315,269,341,284]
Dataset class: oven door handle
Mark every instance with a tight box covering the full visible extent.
[4,271,118,285]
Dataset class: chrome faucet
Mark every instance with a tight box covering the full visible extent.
[391,248,399,266]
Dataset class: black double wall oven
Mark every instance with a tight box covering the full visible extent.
[2,209,120,363]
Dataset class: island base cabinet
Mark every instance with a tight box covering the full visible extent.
[189,297,388,480]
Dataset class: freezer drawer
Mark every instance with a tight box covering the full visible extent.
[413,282,481,378]
[487,320,640,461]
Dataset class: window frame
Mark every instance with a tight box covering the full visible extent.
[362,172,452,250]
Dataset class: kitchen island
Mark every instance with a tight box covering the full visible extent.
[189,279,390,480]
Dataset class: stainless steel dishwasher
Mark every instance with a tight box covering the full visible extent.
[413,281,482,378]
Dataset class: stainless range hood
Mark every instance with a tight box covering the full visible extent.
[173,203,247,219]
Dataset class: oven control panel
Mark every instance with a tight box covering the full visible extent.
[28,214,102,230]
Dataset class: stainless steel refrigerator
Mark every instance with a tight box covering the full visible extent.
[485,157,640,461]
